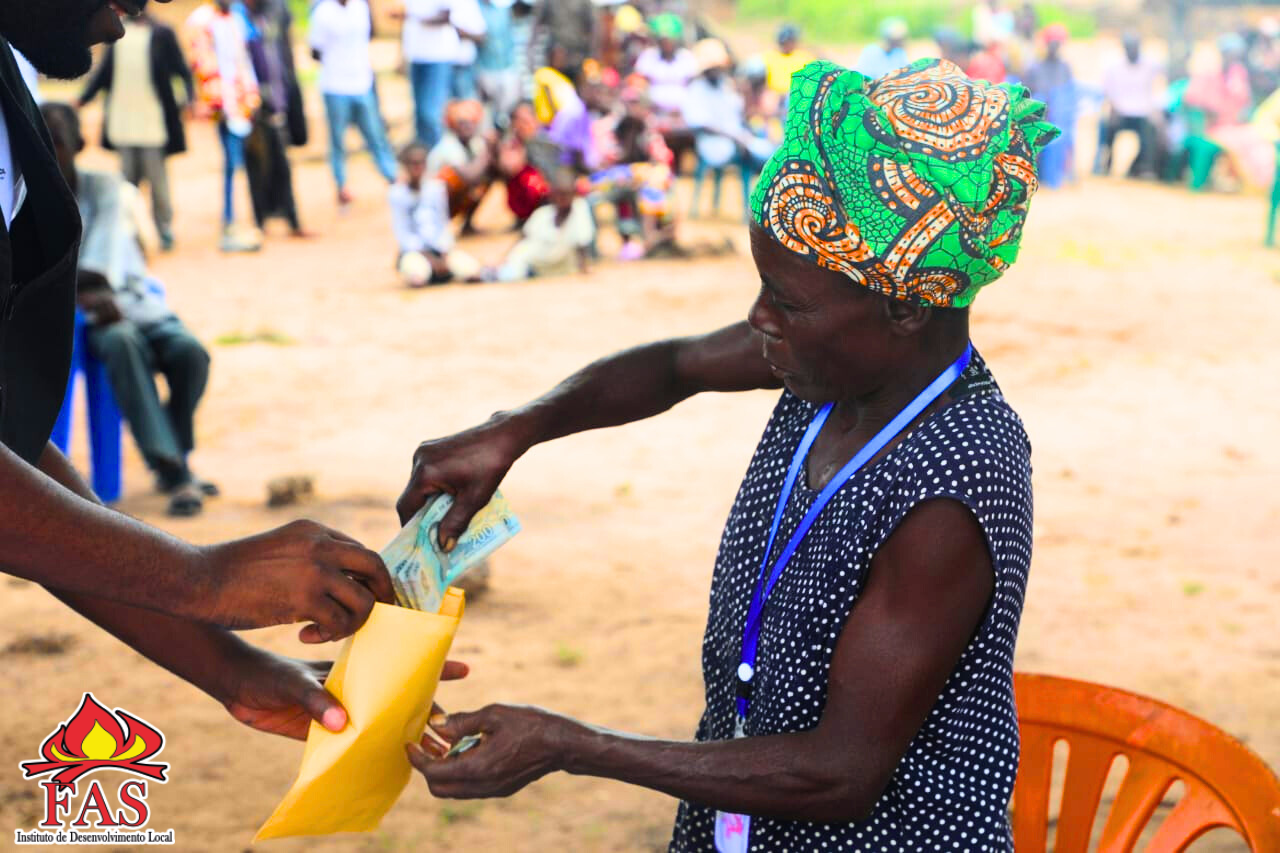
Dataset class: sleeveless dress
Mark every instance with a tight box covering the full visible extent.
[669,352,1033,852]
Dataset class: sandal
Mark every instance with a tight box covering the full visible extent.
[166,484,204,518]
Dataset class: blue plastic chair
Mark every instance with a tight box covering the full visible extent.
[50,310,123,503]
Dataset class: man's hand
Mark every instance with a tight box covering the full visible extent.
[218,642,470,740]
[408,704,576,798]
[76,288,123,326]
[199,520,394,643]
[397,417,529,546]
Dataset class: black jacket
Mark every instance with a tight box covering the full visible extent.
[0,38,84,465]
[79,21,194,157]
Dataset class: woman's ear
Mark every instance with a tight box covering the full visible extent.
[882,297,931,337]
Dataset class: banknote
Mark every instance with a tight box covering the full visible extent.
[380,491,522,614]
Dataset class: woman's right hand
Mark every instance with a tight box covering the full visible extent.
[395,416,530,547]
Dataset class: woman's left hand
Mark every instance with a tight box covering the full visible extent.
[407,704,579,799]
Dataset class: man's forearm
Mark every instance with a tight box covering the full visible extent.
[32,444,248,702]
[0,442,210,616]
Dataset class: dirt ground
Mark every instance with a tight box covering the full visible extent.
[0,19,1277,853]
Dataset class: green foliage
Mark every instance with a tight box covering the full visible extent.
[735,1,1096,46]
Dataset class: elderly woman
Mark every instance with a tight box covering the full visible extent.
[400,59,1057,849]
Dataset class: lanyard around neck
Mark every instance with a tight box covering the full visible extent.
[734,344,974,720]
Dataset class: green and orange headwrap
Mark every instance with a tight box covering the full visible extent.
[750,59,1059,308]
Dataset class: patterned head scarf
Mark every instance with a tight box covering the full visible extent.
[750,59,1059,308]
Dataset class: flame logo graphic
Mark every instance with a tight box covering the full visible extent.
[20,693,168,786]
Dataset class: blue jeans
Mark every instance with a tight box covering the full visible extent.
[409,61,452,148]
[217,121,246,226]
[451,63,477,99]
[322,90,398,191]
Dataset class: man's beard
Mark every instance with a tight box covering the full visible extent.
[0,1,97,80]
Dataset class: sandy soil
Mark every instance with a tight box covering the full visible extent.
[0,19,1277,853]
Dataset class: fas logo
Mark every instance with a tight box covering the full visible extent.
[15,693,175,845]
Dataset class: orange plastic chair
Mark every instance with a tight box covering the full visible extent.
[1011,673,1280,852]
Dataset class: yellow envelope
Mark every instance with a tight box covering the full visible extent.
[254,589,465,840]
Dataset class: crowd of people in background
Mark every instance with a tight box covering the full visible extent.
[24,0,1280,512]
[46,0,1280,271]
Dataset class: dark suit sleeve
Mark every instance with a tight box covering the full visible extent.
[78,48,113,106]
[157,25,195,104]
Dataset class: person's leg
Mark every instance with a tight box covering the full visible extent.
[353,89,398,182]
[119,146,144,186]
[1132,117,1157,178]
[421,62,452,149]
[451,62,477,99]
[323,93,354,196]
[1093,114,1118,176]
[410,61,432,144]
[217,122,245,226]
[87,321,186,480]
[143,316,210,459]
[142,147,175,246]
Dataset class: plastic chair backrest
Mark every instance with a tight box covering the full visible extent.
[1012,673,1280,852]
[50,310,122,503]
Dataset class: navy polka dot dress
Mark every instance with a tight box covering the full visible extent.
[669,352,1033,852]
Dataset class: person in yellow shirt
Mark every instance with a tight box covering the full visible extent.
[763,23,815,96]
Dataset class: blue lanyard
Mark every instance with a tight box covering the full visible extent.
[734,344,974,720]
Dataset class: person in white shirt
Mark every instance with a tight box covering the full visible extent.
[1094,33,1163,178]
[401,0,459,147]
[491,168,594,281]
[390,140,480,286]
[310,0,397,207]
[682,38,759,220]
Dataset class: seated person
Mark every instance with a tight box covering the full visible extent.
[428,99,493,232]
[390,141,481,287]
[487,169,594,281]
[533,59,598,171]
[43,103,216,517]
[496,102,552,226]
[587,84,677,260]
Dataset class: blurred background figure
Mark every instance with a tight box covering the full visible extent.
[390,141,481,287]
[855,17,909,81]
[972,0,1015,51]
[1247,17,1280,104]
[1095,33,1163,179]
[634,12,696,164]
[488,168,594,281]
[402,0,461,148]
[532,0,596,84]
[428,99,493,232]
[450,0,486,99]
[1186,33,1253,133]
[763,23,813,97]
[79,2,193,252]
[311,0,397,210]
[683,37,754,219]
[934,26,972,69]
[1024,24,1077,189]
[476,0,520,129]
[185,0,263,252]
[967,32,1007,83]
[44,103,217,518]
[242,0,308,238]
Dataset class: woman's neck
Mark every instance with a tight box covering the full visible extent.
[829,337,970,439]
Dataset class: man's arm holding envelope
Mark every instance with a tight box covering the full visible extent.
[27,442,403,740]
